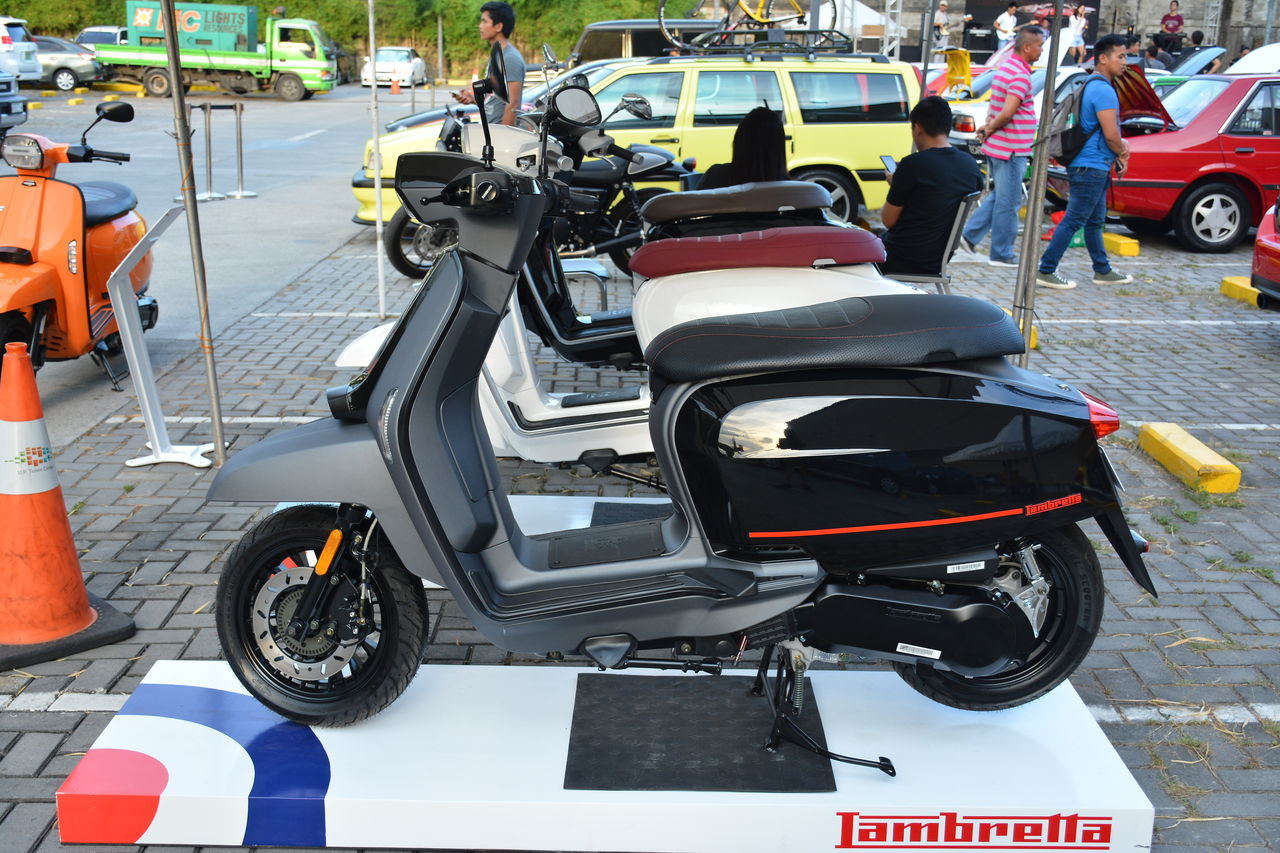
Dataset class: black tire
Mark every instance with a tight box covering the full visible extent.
[658,0,717,49]
[383,207,458,278]
[51,68,79,92]
[142,68,173,98]
[1120,216,1171,237]
[275,73,307,102]
[894,524,1103,711]
[215,504,429,726]
[793,167,859,222]
[1173,181,1250,252]
[606,187,668,274]
[0,311,33,379]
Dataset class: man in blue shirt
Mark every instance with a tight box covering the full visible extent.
[1037,34,1133,289]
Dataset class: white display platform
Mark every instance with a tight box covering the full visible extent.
[58,661,1153,851]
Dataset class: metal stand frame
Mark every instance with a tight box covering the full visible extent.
[224,103,257,199]
[106,206,215,468]
[750,643,896,776]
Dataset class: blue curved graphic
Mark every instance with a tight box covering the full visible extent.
[121,683,330,847]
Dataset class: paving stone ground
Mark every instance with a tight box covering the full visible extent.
[1,217,1278,853]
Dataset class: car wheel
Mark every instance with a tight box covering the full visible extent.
[142,68,173,98]
[1174,182,1250,253]
[51,68,79,92]
[1120,216,1171,237]
[793,168,860,222]
[275,73,306,102]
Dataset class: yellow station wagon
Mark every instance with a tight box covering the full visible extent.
[353,51,921,223]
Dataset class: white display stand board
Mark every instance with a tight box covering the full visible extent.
[58,660,1153,851]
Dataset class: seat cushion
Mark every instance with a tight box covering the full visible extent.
[80,181,138,228]
[629,226,885,280]
[645,294,1025,385]
[639,180,832,224]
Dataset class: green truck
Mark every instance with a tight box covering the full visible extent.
[94,2,338,100]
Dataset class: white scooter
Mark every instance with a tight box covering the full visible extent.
[339,121,919,469]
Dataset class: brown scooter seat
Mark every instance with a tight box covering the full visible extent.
[629,226,885,279]
[639,180,832,224]
[81,181,138,228]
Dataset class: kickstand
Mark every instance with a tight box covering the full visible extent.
[750,642,896,777]
[89,342,130,392]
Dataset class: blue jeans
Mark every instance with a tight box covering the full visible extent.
[1039,166,1113,275]
[962,153,1025,264]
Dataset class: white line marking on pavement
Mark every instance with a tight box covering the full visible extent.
[1129,422,1280,431]
[1040,318,1280,325]
[105,415,317,424]
[288,129,327,142]
[250,311,397,318]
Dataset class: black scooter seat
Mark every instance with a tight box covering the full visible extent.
[80,181,139,228]
[645,294,1026,385]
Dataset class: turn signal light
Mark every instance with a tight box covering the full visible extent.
[1080,391,1120,438]
[953,115,976,133]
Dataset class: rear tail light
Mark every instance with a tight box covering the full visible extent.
[953,114,976,133]
[1080,391,1120,439]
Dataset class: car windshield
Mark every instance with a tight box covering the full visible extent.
[1169,45,1225,75]
[76,31,116,44]
[1160,77,1230,126]
[5,23,31,42]
[528,61,622,103]
[376,48,411,62]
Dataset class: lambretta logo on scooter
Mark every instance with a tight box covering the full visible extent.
[835,811,1113,849]
[1025,493,1084,516]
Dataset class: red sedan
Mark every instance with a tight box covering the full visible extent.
[1110,73,1280,252]
[1253,198,1280,310]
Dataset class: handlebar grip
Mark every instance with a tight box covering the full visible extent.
[93,150,131,163]
[607,144,640,164]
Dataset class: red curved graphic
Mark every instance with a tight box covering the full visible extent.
[57,748,168,843]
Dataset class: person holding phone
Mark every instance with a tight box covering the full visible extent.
[878,96,983,278]
[452,2,524,126]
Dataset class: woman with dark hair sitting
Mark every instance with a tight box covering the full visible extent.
[698,106,789,190]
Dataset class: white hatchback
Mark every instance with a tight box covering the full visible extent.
[361,46,428,87]
[0,18,41,82]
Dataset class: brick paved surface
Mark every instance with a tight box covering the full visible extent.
[1,218,1278,853]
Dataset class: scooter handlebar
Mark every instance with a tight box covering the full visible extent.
[91,149,131,163]
[607,144,639,164]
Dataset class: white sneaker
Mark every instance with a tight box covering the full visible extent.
[987,258,1018,268]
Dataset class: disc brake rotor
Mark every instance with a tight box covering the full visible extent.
[411,224,457,263]
[251,567,352,682]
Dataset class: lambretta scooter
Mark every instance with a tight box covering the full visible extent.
[211,61,1155,775]
[0,102,158,385]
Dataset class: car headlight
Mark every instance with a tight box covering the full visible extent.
[2,135,42,170]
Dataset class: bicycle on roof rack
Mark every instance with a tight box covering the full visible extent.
[679,27,857,58]
[658,0,837,52]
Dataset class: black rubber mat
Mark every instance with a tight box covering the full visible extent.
[589,500,673,527]
[563,674,837,792]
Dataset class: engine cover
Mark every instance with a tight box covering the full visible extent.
[803,581,1036,677]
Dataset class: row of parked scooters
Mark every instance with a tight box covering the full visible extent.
[202,51,1155,775]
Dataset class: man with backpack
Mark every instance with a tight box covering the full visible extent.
[1037,34,1133,289]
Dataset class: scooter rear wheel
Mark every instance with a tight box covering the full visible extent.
[893,523,1102,711]
[216,504,429,726]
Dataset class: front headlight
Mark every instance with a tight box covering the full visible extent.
[2,134,43,170]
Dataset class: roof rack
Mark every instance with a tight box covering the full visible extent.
[685,27,872,61]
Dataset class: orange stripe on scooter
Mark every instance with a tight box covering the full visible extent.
[747,507,1026,539]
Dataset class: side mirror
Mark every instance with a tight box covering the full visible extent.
[542,43,557,65]
[96,101,134,123]
[550,85,601,127]
[620,94,652,120]
[487,41,508,103]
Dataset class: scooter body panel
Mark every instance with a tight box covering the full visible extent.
[0,262,60,320]
[666,362,1122,571]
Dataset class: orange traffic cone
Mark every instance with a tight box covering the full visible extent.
[390,78,401,95]
[1041,209,1066,241]
[0,343,133,670]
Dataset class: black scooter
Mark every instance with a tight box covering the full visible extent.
[210,53,1155,775]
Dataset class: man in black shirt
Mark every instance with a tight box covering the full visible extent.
[880,96,984,277]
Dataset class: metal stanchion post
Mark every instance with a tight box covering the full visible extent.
[186,104,225,202]
[225,102,257,199]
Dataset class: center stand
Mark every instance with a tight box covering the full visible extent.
[751,642,896,776]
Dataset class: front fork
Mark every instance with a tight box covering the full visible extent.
[287,503,374,643]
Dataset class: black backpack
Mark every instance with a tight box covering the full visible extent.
[1046,75,1109,166]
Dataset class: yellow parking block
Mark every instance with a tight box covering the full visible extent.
[66,97,85,106]
[27,101,42,109]
[1102,232,1140,257]
[1138,422,1241,494]
[73,86,89,94]
[1000,307,1038,349]
[94,81,142,92]
[1219,275,1260,307]
[40,90,57,97]
[101,94,120,102]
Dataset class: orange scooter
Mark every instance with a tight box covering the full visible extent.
[0,101,157,385]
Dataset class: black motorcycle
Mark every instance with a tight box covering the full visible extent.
[211,52,1155,775]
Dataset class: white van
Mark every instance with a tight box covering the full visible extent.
[0,17,41,82]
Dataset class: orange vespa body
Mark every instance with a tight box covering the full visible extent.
[0,103,156,375]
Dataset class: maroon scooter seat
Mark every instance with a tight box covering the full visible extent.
[629,226,886,280]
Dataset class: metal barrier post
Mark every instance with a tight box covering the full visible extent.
[197,104,225,202]
[224,103,257,199]
[105,206,216,468]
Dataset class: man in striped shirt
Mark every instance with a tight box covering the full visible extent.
[960,25,1045,267]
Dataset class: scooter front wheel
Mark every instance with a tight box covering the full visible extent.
[383,207,458,279]
[893,523,1103,711]
[215,504,429,726]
